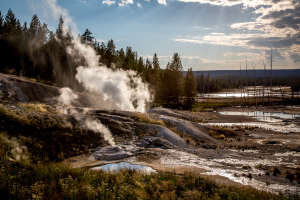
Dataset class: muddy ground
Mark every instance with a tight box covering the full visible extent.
[63,105,300,195]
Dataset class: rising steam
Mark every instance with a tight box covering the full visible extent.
[57,88,115,146]
[57,87,79,107]
[36,0,150,113]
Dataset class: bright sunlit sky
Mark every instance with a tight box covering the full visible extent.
[0,0,299,70]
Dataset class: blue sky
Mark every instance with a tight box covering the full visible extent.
[1,0,299,70]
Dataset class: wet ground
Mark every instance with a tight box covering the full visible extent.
[65,105,300,195]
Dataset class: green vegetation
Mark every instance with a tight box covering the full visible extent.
[132,113,165,126]
[0,106,94,162]
[17,103,51,113]
[0,136,294,200]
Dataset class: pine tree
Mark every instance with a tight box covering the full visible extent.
[184,68,197,109]
[56,15,64,40]
[159,62,172,105]
[4,8,17,36]
[169,52,184,106]
[0,11,3,36]
[150,53,161,99]
[137,56,144,76]
[144,59,152,82]
[29,14,41,39]
[105,39,116,68]
[81,29,94,45]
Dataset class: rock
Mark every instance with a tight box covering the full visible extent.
[89,146,133,161]
[137,137,174,149]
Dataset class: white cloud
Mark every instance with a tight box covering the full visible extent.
[145,0,150,2]
[102,0,115,6]
[158,0,167,5]
[174,0,286,8]
[173,38,203,44]
[118,0,133,7]
[137,3,142,7]
[79,0,87,3]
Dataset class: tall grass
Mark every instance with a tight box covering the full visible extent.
[17,103,50,113]
[133,113,165,126]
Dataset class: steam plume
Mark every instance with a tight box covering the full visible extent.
[57,88,115,146]
[57,87,79,106]
[36,0,150,113]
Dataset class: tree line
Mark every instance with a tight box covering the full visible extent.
[0,9,199,109]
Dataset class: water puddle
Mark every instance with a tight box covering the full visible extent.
[92,162,156,174]
[219,111,300,122]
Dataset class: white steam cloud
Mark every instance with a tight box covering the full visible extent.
[57,87,79,106]
[37,0,150,113]
[57,88,115,146]
[0,134,29,161]
[81,118,115,146]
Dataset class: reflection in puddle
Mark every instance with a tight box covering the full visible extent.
[92,162,156,174]
[219,111,300,122]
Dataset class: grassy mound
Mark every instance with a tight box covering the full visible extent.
[0,106,101,162]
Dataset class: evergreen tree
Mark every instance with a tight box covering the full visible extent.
[123,46,134,70]
[65,26,73,45]
[81,29,94,45]
[56,15,64,40]
[168,53,184,106]
[105,39,116,68]
[115,48,125,69]
[28,14,40,39]
[144,59,152,82]
[4,8,17,36]
[159,62,172,105]
[184,68,197,109]
[150,53,161,99]
[0,11,3,36]
[137,56,144,76]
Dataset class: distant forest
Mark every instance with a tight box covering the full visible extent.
[0,9,299,109]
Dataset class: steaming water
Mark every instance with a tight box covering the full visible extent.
[92,162,156,174]
[219,111,300,122]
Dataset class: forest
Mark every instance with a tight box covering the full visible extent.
[0,8,298,109]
